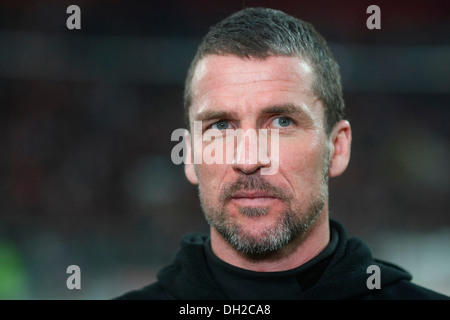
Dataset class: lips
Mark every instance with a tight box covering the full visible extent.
[231,190,278,199]
[229,190,280,208]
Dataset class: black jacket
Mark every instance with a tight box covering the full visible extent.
[115,219,449,300]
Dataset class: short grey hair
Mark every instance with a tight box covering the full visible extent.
[183,7,345,135]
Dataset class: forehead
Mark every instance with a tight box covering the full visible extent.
[190,55,317,117]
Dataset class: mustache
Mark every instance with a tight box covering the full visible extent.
[220,175,290,204]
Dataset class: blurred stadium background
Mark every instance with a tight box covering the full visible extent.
[0,0,449,299]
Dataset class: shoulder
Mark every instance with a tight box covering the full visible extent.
[113,281,173,300]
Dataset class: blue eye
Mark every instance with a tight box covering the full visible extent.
[211,120,232,130]
[272,117,292,128]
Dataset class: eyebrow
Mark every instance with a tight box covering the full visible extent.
[194,103,313,123]
[261,103,310,118]
[194,110,239,122]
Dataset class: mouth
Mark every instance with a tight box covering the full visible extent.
[230,190,280,206]
[232,190,278,199]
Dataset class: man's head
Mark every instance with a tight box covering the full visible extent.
[184,7,345,136]
[183,8,351,257]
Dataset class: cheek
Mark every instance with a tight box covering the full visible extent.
[277,142,325,191]
[195,163,228,198]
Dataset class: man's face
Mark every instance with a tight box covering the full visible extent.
[186,55,332,255]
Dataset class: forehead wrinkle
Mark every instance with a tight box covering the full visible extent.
[192,78,312,120]
[192,56,313,98]
[196,78,303,99]
[189,55,319,125]
[192,88,319,118]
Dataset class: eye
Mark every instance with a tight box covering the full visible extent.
[272,117,293,128]
[211,120,232,130]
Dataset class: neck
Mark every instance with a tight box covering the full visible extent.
[210,205,330,272]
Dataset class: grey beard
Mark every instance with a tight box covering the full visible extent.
[239,206,268,217]
[212,199,324,255]
[200,175,328,256]
[199,146,330,256]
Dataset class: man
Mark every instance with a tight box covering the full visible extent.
[116,8,449,300]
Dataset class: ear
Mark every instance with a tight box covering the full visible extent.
[184,130,199,185]
[328,120,352,178]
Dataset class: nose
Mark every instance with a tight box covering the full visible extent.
[231,128,272,175]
